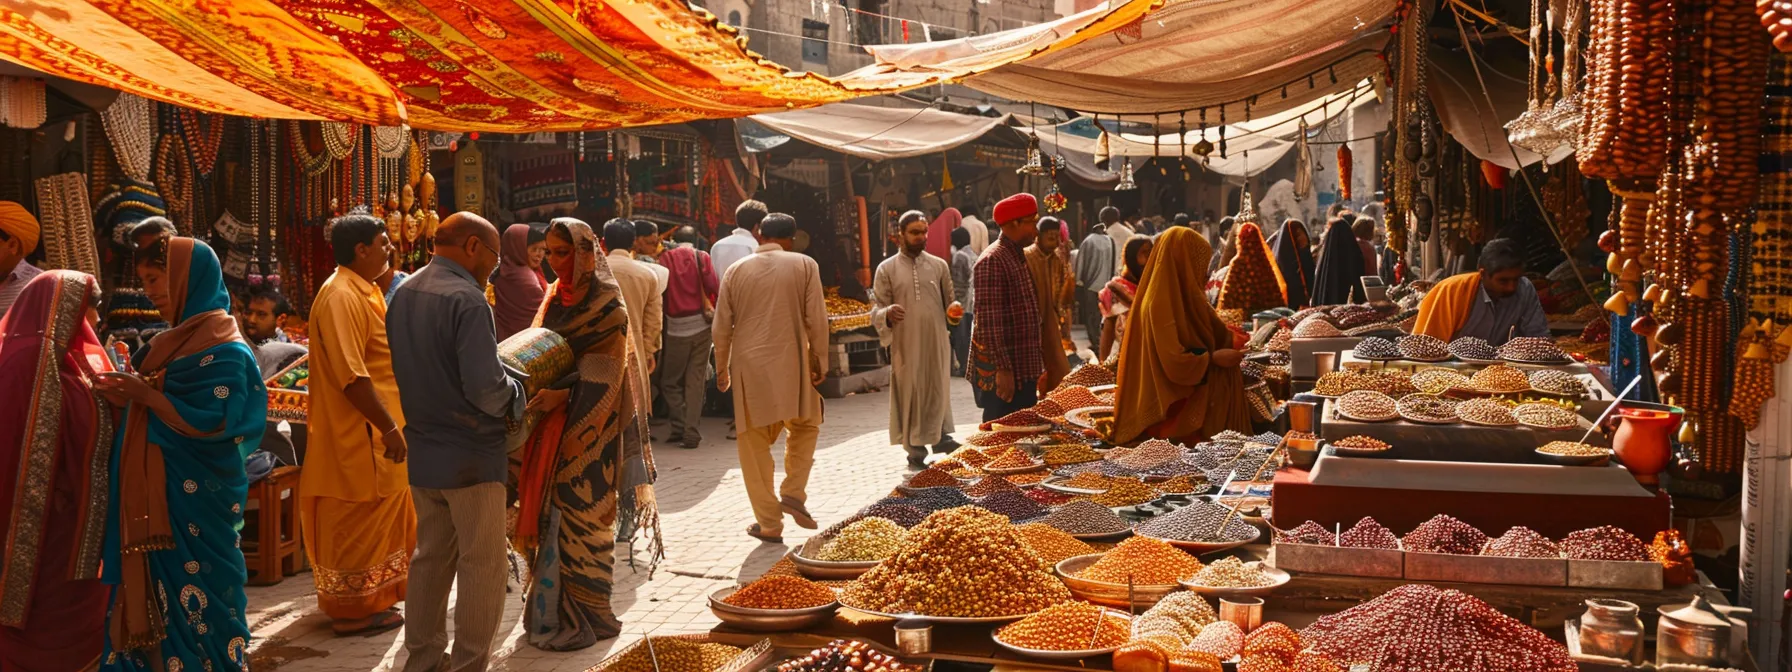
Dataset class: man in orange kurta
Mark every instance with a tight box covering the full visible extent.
[299,213,416,636]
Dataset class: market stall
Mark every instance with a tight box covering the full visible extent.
[585,352,1752,672]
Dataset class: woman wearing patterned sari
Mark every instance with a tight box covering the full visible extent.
[95,238,266,672]
[512,218,663,650]
[0,271,113,672]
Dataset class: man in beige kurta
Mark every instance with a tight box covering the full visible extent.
[1026,217,1074,394]
[873,212,957,470]
[714,213,829,542]
[603,221,663,381]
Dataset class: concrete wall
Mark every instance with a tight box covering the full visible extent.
[691,0,1059,77]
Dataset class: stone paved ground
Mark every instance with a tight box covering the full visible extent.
[247,377,985,672]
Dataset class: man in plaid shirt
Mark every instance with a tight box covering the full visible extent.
[969,193,1043,422]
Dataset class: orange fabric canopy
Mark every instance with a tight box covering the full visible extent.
[0,0,1156,131]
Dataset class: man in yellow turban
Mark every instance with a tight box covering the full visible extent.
[0,201,43,318]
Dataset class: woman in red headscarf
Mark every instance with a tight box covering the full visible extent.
[0,270,113,672]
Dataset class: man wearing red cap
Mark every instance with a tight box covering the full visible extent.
[967,193,1043,421]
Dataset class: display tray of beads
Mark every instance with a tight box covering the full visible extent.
[1052,554,1186,610]
[1265,538,1405,579]
[1402,551,1567,587]
[788,538,880,580]
[708,586,841,632]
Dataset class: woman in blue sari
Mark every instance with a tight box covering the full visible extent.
[94,237,265,672]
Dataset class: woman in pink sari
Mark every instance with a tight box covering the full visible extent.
[0,270,114,672]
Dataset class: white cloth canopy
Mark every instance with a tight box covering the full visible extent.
[746,104,1012,160]
[943,0,1396,116]
[1031,80,1376,178]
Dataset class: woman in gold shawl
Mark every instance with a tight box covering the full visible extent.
[512,218,662,651]
[1110,228,1251,445]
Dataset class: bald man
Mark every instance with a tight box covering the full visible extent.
[0,201,43,318]
[389,212,525,672]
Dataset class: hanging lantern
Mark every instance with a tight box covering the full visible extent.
[1337,144,1353,200]
[1115,158,1137,191]
[1018,133,1046,176]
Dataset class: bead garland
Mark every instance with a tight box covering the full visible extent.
[101,93,154,182]
[178,107,224,177]
[0,76,46,129]
[321,121,358,161]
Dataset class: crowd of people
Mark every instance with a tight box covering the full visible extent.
[0,199,837,672]
[0,188,1554,672]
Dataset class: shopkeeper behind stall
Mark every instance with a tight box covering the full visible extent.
[1412,238,1548,346]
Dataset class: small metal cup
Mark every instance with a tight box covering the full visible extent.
[1220,596,1264,632]
[893,618,933,655]
[1287,400,1318,433]
[1314,351,1338,375]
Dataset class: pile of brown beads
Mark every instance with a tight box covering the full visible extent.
[1335,391,1398,422]
[1075,536,1205,584]
[723,575,839,609]
[1470,364,1532,394]
[774,639,921,672]
[610,638,743,672]
[1514,403,1582,430]
[1528,370,1589,396]
[1300,584,1576,671]
[1538,441,1611,457]
[994,601,1130,650]
[1339,517,1401,549]
[1483,527,1563,559]
[841,507,1070,617]
[1457,397,1518,426]
[1412,367,1472,394]
[1331,435,1391,453]
[1403,514,1488,556]
[1562,525,1650,561]
[1014,523,1097,566]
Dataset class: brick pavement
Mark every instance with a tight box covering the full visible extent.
[246,377,985,672]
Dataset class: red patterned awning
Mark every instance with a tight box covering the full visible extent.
[0,0,1156,131]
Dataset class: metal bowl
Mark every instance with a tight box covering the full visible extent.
[990,607,1130,660]
[1133,526,1263,556]
[787,541,880,581]
[1053,554,1185,609]
[707,587,840,632]
[1177,562,1292,598]
[1534,447,1612,467]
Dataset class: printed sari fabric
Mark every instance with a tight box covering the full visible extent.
[0,270,114,672]
[514,219,661,651]
[101,239,266,672]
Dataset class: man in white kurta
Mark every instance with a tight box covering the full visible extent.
[714,213,829,543]
[873,212,957,470]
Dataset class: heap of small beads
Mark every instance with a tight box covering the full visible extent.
[1338,517,1401,549]
[1076,536,1205,584]
[1403,515,1488,555]
[1482,527,1562,559]
[994,601,1130,651]
[1562,526,1650,561]
[1300,584,1577,671]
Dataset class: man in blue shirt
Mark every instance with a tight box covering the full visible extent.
[389,211,524,672]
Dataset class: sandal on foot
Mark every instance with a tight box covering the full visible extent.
[746,523,783,543]
[780,496,818,530]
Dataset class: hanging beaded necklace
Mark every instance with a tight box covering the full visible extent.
[101,93,153,182]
